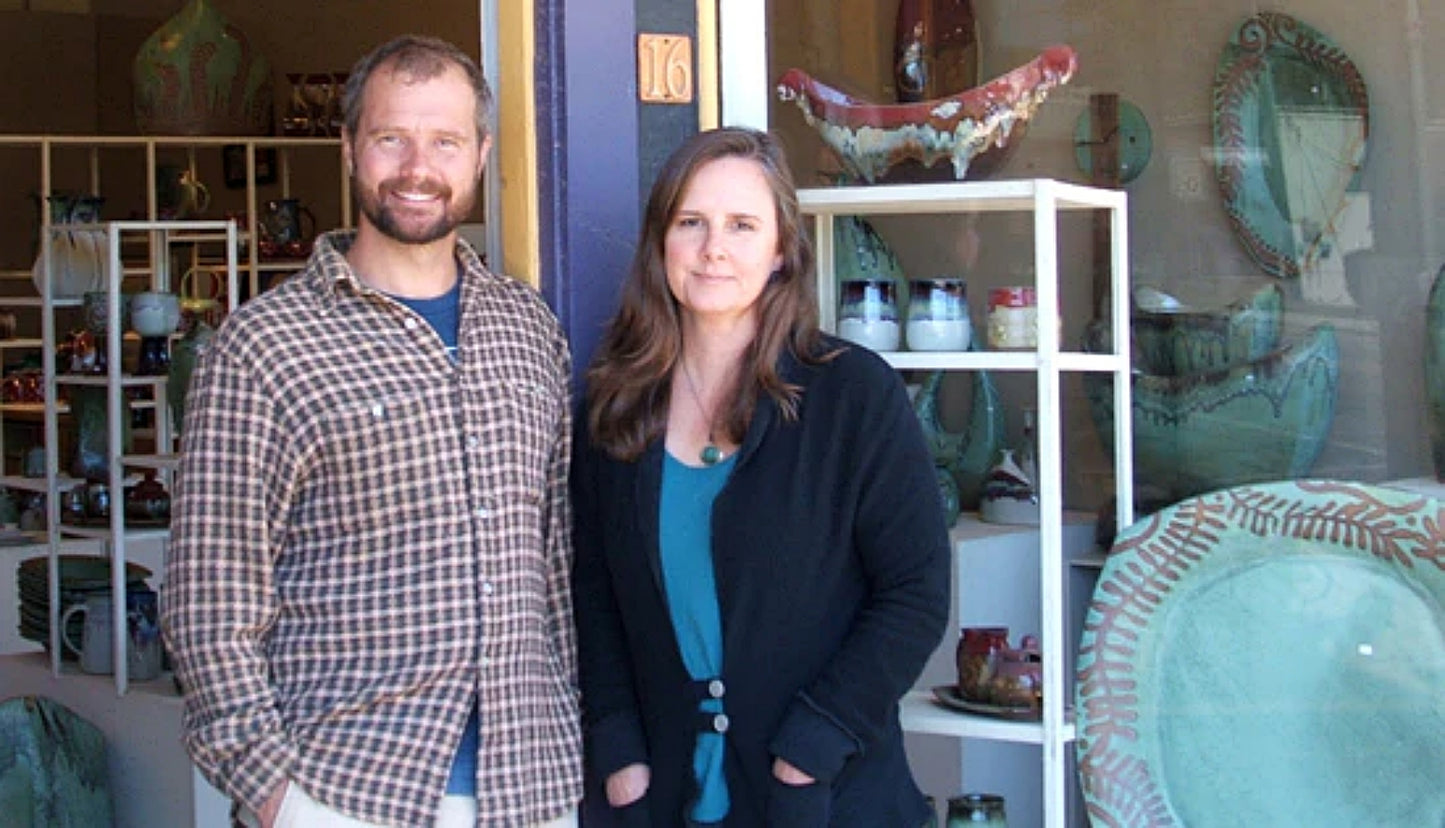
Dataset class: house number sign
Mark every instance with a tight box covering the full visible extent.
[638,33,693,104]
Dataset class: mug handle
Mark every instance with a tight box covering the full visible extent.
[60,603,87,656]
[193,179,212,215]
[300,206,317,241]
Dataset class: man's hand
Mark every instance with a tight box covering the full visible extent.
[257,780,289,828]
[606,763,651,807]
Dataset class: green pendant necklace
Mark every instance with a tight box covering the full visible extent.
[680,359,722,466]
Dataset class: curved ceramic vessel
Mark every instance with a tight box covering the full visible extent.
[776,45,1078,183]
[1083,323,1339,500]
[1095,282,1285,376]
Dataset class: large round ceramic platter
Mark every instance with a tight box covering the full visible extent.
[1211,13,1369,279]
[1075,480,1445,827]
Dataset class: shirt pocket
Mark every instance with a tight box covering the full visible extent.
[310,390,447,503]
[490,378,563,503]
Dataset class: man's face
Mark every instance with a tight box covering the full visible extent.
[344,63,489,245]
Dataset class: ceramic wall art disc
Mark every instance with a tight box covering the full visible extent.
[1211,12,1369,279]
[1073,98,1152,184]
[1076,480,1445,827]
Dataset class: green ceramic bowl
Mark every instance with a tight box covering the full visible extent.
[1083,323,1339,501]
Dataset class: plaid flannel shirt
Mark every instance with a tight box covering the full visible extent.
[163,231,582,827]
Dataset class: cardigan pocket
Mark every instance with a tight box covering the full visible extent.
[764,776,831,827]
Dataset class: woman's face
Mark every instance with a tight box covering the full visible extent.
[664,156,785,327]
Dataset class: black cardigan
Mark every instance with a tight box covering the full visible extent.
[572,339,950,827]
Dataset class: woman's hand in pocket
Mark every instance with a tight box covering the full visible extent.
[767,758,829,827]
[606,763,651,807]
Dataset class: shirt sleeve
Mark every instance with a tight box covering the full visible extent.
[162,343,299,813]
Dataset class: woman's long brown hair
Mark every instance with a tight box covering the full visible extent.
[585,127,827,461]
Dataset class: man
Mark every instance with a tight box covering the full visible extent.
[163,35,582,828]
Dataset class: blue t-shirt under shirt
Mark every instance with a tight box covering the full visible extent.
[392,279,475,794]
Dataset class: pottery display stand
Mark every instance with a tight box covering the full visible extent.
[799,179,1132,827]
[29,220,239,696]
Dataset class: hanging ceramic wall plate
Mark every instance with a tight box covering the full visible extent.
[1075,480,1445,827]
[1073,98,1152,184]
[1211,13,1369,279]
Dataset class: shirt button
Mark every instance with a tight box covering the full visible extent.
[481,656,493,668]
[404,318,419,330]
[482,582,495,596]
[466,435,481,449]
[476,506,491,519]
[711,714,730,734]
[708,679,725,699]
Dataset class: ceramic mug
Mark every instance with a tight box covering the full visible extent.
[60,590,162,680]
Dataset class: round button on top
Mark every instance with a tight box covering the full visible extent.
[711,713,730,733]
[707,679,725,699]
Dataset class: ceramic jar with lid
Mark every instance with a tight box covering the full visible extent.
[987,286,1037,350]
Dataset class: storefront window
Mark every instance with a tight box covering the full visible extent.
[753,0,1439,507]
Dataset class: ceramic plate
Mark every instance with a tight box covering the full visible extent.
[1073,98,1152,184]
[1076,481,1445,827]
[1211,12,1369,279]
[931,685,1041,722]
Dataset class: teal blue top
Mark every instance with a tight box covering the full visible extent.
[660,451,735,823]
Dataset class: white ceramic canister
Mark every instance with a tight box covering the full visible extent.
[837,278,901,352]
[906,278,971,351]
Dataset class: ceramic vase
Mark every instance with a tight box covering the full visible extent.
[69,386,133,483]
[168,315,216,434]
[913,367,1005,509]
[1427,263,1445,481]
[894,0,980,103]
[132,0,274,135]
[31,195,106,299]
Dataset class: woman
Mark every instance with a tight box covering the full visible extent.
[572,127,950,827]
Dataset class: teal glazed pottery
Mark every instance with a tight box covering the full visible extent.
[1427,262,1445,481]
[133,0,274,135]
[0,697,113,825]
[914,366,1005,510]
[1129,282,1283,376]
[1073,97,1153,184]
[1212,12,1369,279]
[1083,323,1338,502]
[168,315,216,434]
[69,386,134,483]
[1077,480,1445,827]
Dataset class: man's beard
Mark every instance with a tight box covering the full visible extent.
[355,175,478,244]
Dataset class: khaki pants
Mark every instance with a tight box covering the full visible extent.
[240,783,579,828]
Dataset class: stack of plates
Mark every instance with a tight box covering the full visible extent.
[16,555,152,657]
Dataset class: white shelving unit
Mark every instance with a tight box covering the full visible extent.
[34,220,239,695]
[798,178,1134,827]
[0,134,349,299]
